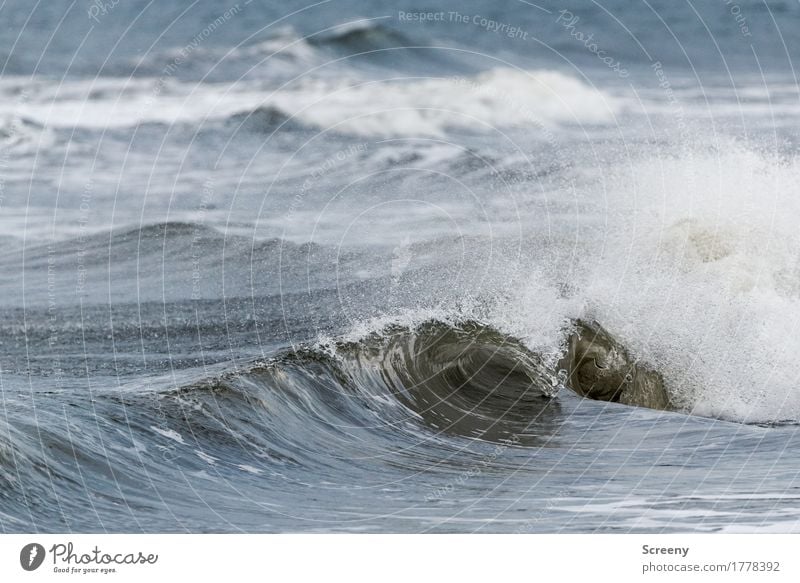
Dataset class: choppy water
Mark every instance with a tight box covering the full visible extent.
[2,0,800,532]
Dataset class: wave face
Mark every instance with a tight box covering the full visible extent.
[318,321,560,443]
[4,0,800,534]
[0,319,564,532]
[3,310,798,533]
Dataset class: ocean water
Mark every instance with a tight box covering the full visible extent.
[2,0,800,533]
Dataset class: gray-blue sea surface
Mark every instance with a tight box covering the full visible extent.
[1,0,800,532]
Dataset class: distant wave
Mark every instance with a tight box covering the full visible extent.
[14,221,325,269]
[119,27,320,80]
[0,115,54,152]
[225,105,298,133]
[308,21,412,52]
[0,68,618,137]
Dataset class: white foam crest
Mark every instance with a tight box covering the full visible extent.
[428,138,800,423]
[276,68,617,137]
[567,140,800,422]
[0,115,55,153]
[0,78,268,129]
[0,68,617,137]
[314,304,481,351]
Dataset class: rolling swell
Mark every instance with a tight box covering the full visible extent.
[308,22,411,52]
[0,319,564,530]
[153,320,562,453]
[226,105,298,133]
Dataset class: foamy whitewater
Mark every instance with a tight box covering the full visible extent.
[2,0,800,533]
